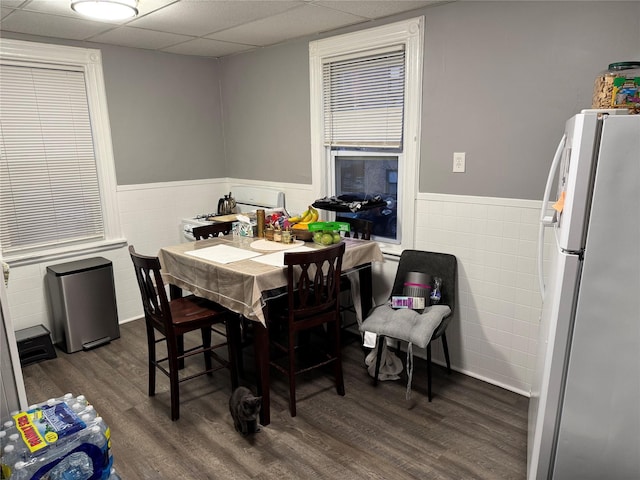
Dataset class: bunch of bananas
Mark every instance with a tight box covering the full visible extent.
[290,206,319,230]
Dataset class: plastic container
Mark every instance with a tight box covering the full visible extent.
[309,221,350,246]
[592,62,640,114]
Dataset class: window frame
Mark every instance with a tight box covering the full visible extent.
[329,149,403,243]
[309,17,424,254]
[0,39,125,266]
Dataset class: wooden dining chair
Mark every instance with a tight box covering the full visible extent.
[336,216,373,336]
[267,242,346,417]
[129,245,239,420]
[193,220,256,372]
[192,221,233,240]
[336,216,373,240]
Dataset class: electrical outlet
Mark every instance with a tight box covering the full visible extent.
[453,152,465,173]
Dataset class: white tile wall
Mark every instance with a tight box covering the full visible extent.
[5,181,548,397]
[6,179,228,337]
[5,178,313,332]
[415,193,549,396]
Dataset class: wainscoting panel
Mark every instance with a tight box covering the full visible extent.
[415,193,550,395]
[5,180,546,396]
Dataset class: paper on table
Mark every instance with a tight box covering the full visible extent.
[185,244,262,264]
[250,245,314,267]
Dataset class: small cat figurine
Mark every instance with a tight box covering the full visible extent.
[229,386,262,436]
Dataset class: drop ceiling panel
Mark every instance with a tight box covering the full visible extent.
[1,7,14,20]
[89,26,194,50]
[207,3,366,47]
[311,0,436,19]
[0,0,444,58]
[1,10,113,40]
[161,37,255,58]
[20,0,176,20]
[128,0,302,37]
[1,0,26,8]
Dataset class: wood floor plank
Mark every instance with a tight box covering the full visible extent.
[20,318,528,479]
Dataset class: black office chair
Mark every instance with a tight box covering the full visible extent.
[267,242,346,417]
[335,216,373,338]
[360,250,457,401]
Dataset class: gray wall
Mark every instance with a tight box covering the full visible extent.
[3,2,639,198]
[220,41,312,183]
[0,33,226,185]
[101,47,225,185]
[421,1,640,198]
[220,1,640,199]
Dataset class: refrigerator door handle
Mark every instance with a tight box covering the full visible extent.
[538,134,567,300]
[541,213,556,226]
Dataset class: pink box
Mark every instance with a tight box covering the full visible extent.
[391,296,426,309]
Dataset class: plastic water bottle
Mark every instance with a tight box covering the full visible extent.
[70,425,109,479]
[2,421,16,437]
[79,405,97,421]
[108,467,122,479]
[87,425,107,455]
[76,395,88,407]
[10,460,31,480]
[1,444,20,477]
[93,417,113,466]
[48,451,94,480]
[7,433,22,451]
[7,433,28,464]
[8,433,27,459]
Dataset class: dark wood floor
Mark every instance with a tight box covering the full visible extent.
[21,319,528,479]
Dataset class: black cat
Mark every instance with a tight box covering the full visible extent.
[229,386,262,436]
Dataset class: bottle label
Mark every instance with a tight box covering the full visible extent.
[14,402,86,454]
[611,76,640,107]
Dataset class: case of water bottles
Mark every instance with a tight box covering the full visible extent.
[0,394,121,479]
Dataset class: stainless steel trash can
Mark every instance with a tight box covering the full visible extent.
[46,257,120,353]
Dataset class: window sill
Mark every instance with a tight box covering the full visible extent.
[3,238,128,267]
[376,242,403,258]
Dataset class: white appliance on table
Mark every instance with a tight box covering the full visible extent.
[528,110,640,479]
[180,186,286,242]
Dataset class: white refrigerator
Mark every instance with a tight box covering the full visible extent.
[528,110,640,479]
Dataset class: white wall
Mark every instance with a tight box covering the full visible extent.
[6,180,545,396]
[416,193,548,395]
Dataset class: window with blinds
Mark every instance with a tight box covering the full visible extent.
[0,64,104,256]
[322,47,405,149]
[310,17,423,252]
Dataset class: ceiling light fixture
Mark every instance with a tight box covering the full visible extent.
[70,0,138,21]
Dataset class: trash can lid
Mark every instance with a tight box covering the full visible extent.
[46,257,112,276]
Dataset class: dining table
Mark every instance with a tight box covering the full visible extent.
[158,233,384,425]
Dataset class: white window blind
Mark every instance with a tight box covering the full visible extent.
[322,47,405,149]
[0,64,104,255]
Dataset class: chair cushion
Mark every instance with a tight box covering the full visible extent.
[359,304,451,349]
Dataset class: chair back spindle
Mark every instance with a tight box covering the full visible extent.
[336,216,372,240]
[269,241,347,416]
[193,222,234,240]
[284,243,345,322]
